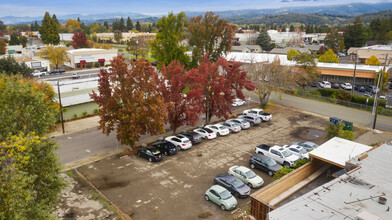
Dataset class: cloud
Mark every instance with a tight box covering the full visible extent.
[281,0,320,2]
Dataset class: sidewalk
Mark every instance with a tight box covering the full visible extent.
[49,116,100,138]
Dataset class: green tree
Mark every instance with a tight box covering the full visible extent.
[0,56,33,77]
[0,75,59,140]
[287,48,299,60]
[289,24,294,32]
[19,36,28,47]
[135,21,141,32]
[318,49,339,63]
[344,16,367,48]
[324,28,341,51]
[326,122,355,141]
[339,36,345,51]
[113,30,122,43]
[40,45,70,69]
[120,17,125,31]
[126,17,133,31]
[294,53,320,89]
[188,11,233,67]
[256,29,272,51]
[0,133,64,219]
[0,40,6,55]
[39,12,60,44]
[365,55,381,66]
[9,33,20,45]
[150,12,190,70]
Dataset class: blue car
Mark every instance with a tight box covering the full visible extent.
[213,174,251,198]
[152,141,178,156]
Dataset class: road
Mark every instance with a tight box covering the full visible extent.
[56,93,392,165]
[40,69,100,81]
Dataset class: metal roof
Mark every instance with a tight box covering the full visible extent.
[269,142,392,220]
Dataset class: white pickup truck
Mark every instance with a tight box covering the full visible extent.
[242,109,272,122]
[255,144,300,167]
[32,70,47,77]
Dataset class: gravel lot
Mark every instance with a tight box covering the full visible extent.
[77,105,330,220]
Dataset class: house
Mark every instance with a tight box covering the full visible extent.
[269,47,310,55]
[232,44,262,53]
[356,45,392,64]
[268,141,392,220]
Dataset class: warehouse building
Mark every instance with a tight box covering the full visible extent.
[65,48,118,69]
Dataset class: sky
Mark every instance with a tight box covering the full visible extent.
[0,0,390,17]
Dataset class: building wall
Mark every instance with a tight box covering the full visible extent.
[357,48,392,64]
[96,32,156,43]
[66,49,118,69]
[318,68,376,85]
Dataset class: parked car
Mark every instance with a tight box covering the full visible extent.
[255,144,300,167]
[152,141,178,156]
[193,127,217,140]
[218,122,241,133]
[238,115,262,126]
[331,82,340,89]
[380,94,387,100]
[292,141,319,151]
[32,70,46,77]
[72,72,80,79]
[310,82,318,87]
[242,109,272,122]
[363,92,373,97]
[137,147,163,162]
[205,185,237,211]
[205,124,230,136]
[226,119,250,130]
[354,85,366,92]
[341,83,352,90]
[213,174,251,198]
[319,81,331,88]
[232,98,245,107]
[164,135,192,150]
[49,69,65,75]
[178,131,202,144]
[284,145,309,159]
[228,165,264,188]
[249,153,282,176]
[365,85,379,94]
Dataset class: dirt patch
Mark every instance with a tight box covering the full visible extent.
[291,127,326,142]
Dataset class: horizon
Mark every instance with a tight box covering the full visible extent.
[0,0,390,18]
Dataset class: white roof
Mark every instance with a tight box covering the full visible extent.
[310,137,371,167]
[269,142,392,220]
[359,45,392,51]
[317,62,388,72]
[67,48,107,54]
[224,52,296,66]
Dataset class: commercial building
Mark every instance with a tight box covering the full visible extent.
[356,45,392,64]
[15,57,51,72]
[65,48,118,69]
[268,141,392,220]
[250,137,375,220]
[96,31,156,43]
[232,44,262,53]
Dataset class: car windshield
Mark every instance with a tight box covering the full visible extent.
[219,190,232,200]
[230,178,245,188]
[299,148,307,154]
[218,126,226,130]
[245,170,257,179]
[152,149,160,155]
[184,140,190,143]
[240,120,248,124]
[266,158,277,166]
[282,150,292,157]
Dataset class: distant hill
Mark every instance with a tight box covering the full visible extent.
[1,2,392,25]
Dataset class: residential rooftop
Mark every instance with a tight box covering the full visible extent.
[359,45,392,51]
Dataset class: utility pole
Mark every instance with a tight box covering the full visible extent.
[57,81,65,134]
[351,55,357,99]
[372,54,388,130]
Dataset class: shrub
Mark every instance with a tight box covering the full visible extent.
[94,62,100,67]
[86,62,92,68]
[73,113,78,119]
[317,88,336,97]
[93,108,99,114]
[292,158,310,169]
[273,166,294,181]
[82,111,88,117]
[326,122,355,141]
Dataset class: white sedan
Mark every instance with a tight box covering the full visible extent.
[232,98,245,107]
[341,83,352,90]
[165,135,192,150]
[219,122,241,133]
[205,124,230,136]
[284,145,309,159]
[228,166,264,188]
[193,128,217,140]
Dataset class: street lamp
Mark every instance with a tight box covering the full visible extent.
[351,54,357,99]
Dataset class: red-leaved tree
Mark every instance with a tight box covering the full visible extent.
[90,56,167,146]
[187,56,255,124]
[71,31,89,49]
[159,61,202,134]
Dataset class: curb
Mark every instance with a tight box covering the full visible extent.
[62,149,122,172]
[50,126,98,138]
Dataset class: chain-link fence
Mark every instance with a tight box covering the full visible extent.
[288,90,392,117]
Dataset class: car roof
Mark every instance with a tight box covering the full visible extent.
[216,174,237,182]
[210,185,228,193]
[180,131,197,135]
[232,165,250,173]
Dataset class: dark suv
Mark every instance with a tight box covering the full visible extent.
[249,153,282,176]
[178,131,202,144]
[49,69,65,75]
[152,141,178,156]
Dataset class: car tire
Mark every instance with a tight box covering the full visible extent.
[149,158,152,162]
[234,192,240,198]
[250,163,255,169]
[284,162,290,168]
[268,171,274,176]
[177,146,181,151]
[258,152,263,155]
[205,195,209,201]
[247,183,253,188]
[221,205,226,211]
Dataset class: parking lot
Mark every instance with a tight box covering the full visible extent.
[77,105,330,219]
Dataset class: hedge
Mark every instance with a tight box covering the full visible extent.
[312,88,386,107]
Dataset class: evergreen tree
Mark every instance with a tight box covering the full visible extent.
[126,17,133,31]
[344,16,367,48]
[52,14,58,24]
[39,12,60,44]
[120,17,125,31]
[9,33,20,45]
[30,22,34,31]
[256,29,272,51]
[77,17,81,23]
[34,21,39,31]
[289,24,294,32]
[104,21,110,30]
[136,21,141,32]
